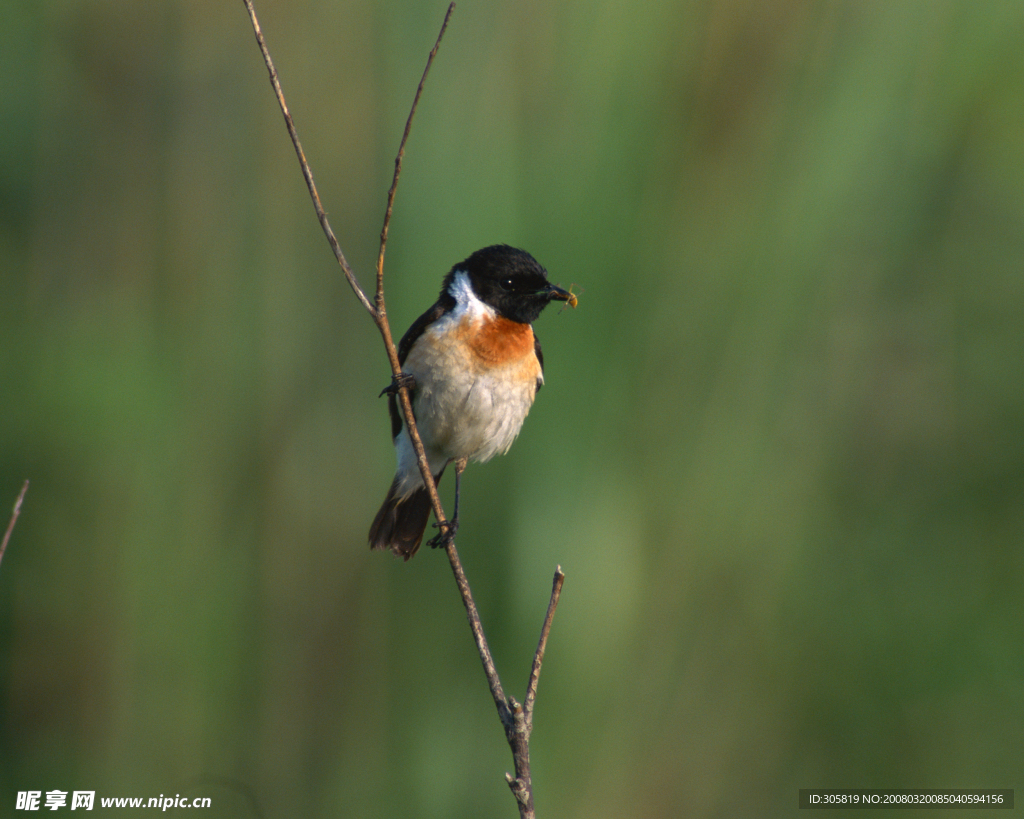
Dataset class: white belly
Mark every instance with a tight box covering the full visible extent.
[413,359,538,462]
[392,311,542,498]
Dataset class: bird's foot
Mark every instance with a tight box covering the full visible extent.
[379,371,417,398]
[428,516,459,548]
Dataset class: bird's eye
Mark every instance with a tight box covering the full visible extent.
[502,278,516,291]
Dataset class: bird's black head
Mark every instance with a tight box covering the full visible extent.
[443,244,573,324]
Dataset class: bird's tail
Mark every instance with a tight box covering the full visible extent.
[368,468,445,560]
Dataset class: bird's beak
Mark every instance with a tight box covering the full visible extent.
[545,284,578,308]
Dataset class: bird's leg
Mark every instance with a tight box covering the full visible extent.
[430,457,467,548]
[378,371,417,398]
[450,456,467,534]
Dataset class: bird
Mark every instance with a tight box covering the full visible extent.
[368,244,575,559]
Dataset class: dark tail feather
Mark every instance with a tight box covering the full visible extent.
[368,470,445,560]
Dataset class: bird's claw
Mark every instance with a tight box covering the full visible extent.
[428,517,458,548]
[379,371,417,398]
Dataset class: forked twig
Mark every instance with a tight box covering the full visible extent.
[242,4,563,815]
[242,0,446,533]
[0,480,29,572]
[505,566,565,815]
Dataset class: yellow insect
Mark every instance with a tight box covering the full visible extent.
[559,283,580,313]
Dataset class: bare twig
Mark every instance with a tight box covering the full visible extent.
[525,566,565,730]
[504,566,565,817]
[375,3,455,307]
[242,0,374,317]
[243,4,564,816]
[242,0,449,535]
[0,480,29,572]
[443,540,508,704]
[369,3,456,530]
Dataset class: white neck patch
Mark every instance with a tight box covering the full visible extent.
[447,269,495,322]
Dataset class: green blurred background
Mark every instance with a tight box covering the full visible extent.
[2,0,1023,816]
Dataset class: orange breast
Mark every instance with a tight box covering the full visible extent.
[465,315,536,365]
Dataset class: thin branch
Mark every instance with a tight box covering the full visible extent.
[375,3,455,309]
[502,566,565,818]
[243,5,565,816]
[242,0,450,535]
[369,2,456,534]
[242,0,374,317]
[524,566,565,730]
[443,540,508,707]
[0,480,29,572]
[356,14,522,756]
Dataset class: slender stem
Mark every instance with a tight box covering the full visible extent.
[242,0,451,532]
[0,480,29,572]
[375,3,455,309]
[373,4,456,533]
[503,566,566,818]
[444,541,507,708]
[242,4,567,815]
[242,0,375,317]
[524,566,565,731]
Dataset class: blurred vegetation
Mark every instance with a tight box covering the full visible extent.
[2,0,1023,816]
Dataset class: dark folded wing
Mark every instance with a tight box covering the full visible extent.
[388,298,452,439]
